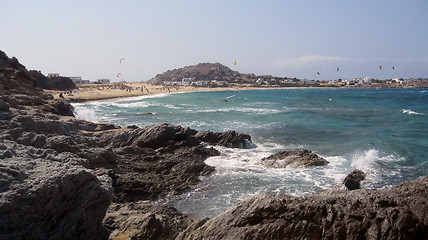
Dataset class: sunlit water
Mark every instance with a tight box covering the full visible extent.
[73,88,428,218]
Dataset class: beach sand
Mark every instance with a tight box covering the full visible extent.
[46,82,238,102]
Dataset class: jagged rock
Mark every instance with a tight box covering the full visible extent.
[195,130,253,148]
[0,157,113,240]
[104,203,194,240]
[343,169,366,190]
[260,148,329,168]
[46,99,75,116]
[113,144,218,202]
[130,123,197,149]
[178,175,428,240]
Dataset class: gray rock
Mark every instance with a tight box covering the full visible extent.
[260,148,329,168]
[104,202,194,240]
[178,175,428,240]
[343,169,366,190]
[0,98,10,111]
[0,157,113,240]
[195,130,253,148]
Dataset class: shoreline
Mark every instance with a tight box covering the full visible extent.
[46,82,428,103]
[45,82,238,103]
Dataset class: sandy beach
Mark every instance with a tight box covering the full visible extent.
[46,82,239,102]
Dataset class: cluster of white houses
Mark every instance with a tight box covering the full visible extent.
[158,76,412,87]
[47,73,110,85]
[162,77,228,86]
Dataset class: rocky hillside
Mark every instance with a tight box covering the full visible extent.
[148,62,258,84]
[28,70,76,91]
[0,50,75,91]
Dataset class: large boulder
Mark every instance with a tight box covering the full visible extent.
[260,148,329,168]
[99,123,197,149]
[178,175,428,240]
[112,144,218,202]
[104,203,195,240]
[0,157,113,240]
[195,130,253,148]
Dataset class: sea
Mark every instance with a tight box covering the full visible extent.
[72,88,428,218]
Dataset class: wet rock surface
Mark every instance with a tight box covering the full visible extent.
[343,169,367,190]
[260,148,329,168]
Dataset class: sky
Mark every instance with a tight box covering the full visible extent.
[1,0,428,82]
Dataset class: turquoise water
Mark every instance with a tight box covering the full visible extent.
[73,88,428,218]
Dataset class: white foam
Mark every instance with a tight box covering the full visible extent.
[73,108,99,122]
[401,109,425,115]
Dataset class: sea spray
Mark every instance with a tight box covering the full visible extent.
[73,106,99,122]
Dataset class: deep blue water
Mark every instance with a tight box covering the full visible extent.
[73,88,428,218]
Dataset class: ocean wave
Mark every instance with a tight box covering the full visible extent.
[73,108,99,122]
[401,109,425,115]
[188,107,282,115]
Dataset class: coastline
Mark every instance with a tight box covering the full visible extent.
[45,82,237,103]
[46,81,428,103]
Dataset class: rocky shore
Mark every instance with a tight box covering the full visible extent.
[1,50,427,239]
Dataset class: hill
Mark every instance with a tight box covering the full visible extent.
[148,62,258,84]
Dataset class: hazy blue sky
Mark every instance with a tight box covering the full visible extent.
[2,0,428,82]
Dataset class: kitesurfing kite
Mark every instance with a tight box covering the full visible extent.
[336,67,340,72]
[392,66,395,70]
[232,60,237,65]
[219,94,236,102]
[379,65,382,70]
[120,58,125,63]
[317,72,320,75]
[117,73,121,78]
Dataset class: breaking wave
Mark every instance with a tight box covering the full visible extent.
[401,109,425,115]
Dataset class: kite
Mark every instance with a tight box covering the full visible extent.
[117,73,121,78]
[336,67,340,72]
[232,60,237,65]
[120,58,125,63]
[379,65,382,70]
[392,66,395,70]
[317,72,320,75]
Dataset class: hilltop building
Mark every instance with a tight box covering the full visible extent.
[47,73,60,78]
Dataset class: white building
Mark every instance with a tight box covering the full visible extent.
[300,79,315,85]
[194,80,208,86]
[48,73,59,78]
